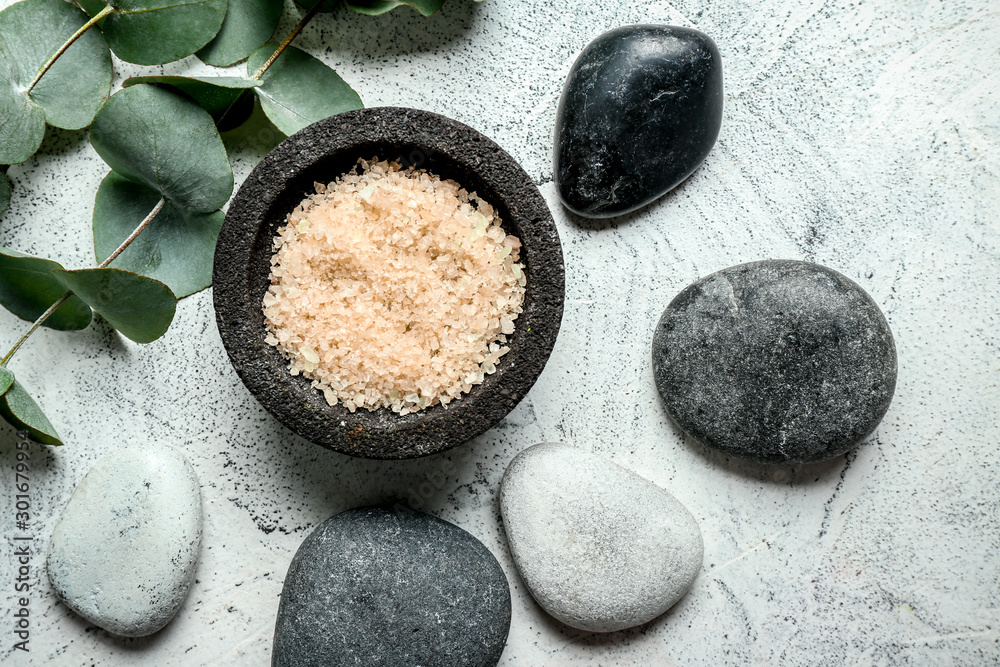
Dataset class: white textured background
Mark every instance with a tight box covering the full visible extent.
[1,0,998,664]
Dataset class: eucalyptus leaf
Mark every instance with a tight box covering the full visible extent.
[90,84,234,213]
[0,0,112,163]
[0,247,92,330]
[122,75,259,127]
[218,97,285,153]
[0,366,13,396]
[0,379,62,445]
[0,172,9,216]
[345,0,444,16]
[93,172,223,298]
[51,268,176,344]
[77,0,105,15]
[290,0,336,13]
[197,0,283,67]
[247,45,363,136]
[0,71,45,165]
[83,0,228,66]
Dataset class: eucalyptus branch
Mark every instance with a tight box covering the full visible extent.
[24,5,114,94]
[0,197,166,366]
[250,1,324,80]
[217,1,324,129]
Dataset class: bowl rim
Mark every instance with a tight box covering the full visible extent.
[213,106,565,459]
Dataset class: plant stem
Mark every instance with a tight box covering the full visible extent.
[99,197,165,268]
[0,197,165,367]
[1,296,69,366]
[24,5,114,94]
[250,1,324,80]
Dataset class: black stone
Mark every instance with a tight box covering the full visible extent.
[554,25,723,218]
[652,260,897,464]
[272,506,512,667]
[213,107,565,459]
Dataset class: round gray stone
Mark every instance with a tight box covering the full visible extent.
[46,444,203,637]
[652,260,897,463]
[499,443,703,633]
[272,506,511,667]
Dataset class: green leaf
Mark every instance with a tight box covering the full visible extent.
[0,74,45,165]
[290,0,336,13]
[0,247,92,330]
[122,75,259,127]
[90,84,234,213]
[0,172,9,216]
[0,379,61,445]
[218,97,284,153]
[51,268,176,344]
[0,366,13,396]
[197,0,283,67]
[0,0,112,163]
[93,172,223,298]
[77,0,105,15]
[84,0,228,66]
[345,0,444,16]
[247,45,363,136]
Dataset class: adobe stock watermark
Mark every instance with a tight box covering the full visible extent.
[237,120,437,172]
[394,445,476,513]
[11,430,33,653]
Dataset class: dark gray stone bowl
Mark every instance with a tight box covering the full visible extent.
[213,107,564,459]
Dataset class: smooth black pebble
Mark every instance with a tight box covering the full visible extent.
[272,506,511,667]
[652,260,897,463]
[554,25,723,218]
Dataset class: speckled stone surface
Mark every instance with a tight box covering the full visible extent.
[1,0,999,664]
[652,260,897,463]
[500,443,703,632]
[214,107,565,459]
[45,445,202,637]
[272,506,511,667]
[554,25,723,218]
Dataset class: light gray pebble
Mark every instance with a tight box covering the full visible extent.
[499,443,703,632]
[46,444,203,637]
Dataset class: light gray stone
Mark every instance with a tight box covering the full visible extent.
[46,444,203,637]
[499,443,703,632]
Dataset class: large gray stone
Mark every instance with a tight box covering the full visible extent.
[46,445,203,637]
[272,506,511,667]
[652,260,897,463]
[500,443,703,632]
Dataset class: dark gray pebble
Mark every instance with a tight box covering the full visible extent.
[554,25,723,218]
[272,506,511,667]
[652,260,897,463]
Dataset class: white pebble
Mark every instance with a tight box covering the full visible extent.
[46,445,203,637]
[500,442,703,632]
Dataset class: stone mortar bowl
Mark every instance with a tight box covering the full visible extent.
[213,107,565,459]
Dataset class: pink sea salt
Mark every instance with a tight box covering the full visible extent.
[263,159,526,415]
